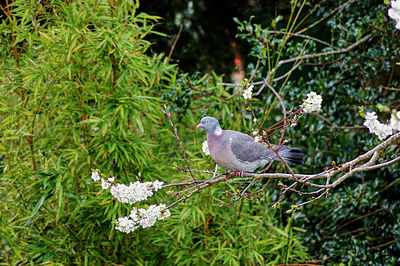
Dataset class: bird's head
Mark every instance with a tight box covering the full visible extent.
[196,117,222,134]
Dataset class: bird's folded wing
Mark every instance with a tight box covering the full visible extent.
[225,130,274,163]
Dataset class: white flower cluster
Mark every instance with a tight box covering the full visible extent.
[202,140,210,156]
[254,135,262,143]
[101,176,115,189]
[109,180,163,205]
[301,91,322,113]
[388,0,400,30]
[115,204,171,233]
[363,111,400,140]
[391,111,400,130]
[91,170,101,182]
[91,170,116,189]
[90,170,168,232]
[242,85,254,100]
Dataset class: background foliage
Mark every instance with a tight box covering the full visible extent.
[1,0,399,265]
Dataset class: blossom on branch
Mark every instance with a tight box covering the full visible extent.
[202,140,210,155]
[100,176,115,189]
[109,180,164,205]
[363,111,393,140]
[388,0,400,30]
[301,91,322,113]
[101,178,112,189]
[91,171,164,204]
[90,171,169,233]
[391,111,400,130]
[91,170,101,182]
[242,85,254,100]
[115,204,171,233]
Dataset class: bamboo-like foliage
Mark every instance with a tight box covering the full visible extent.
[0,0,308,264]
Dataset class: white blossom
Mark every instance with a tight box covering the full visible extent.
[253,118,257,122]
[115,216,138,233]
[115,204,171,233]
[301,91,322,113]
[152,180,164,191]
[202,140,210,156]
[110,180,164,205]
[108,176,115,182]
[390,111,400,130]
[91,170,101,182]
[375,124,393,140]
[364,111,378,121]
[242,85,254,100]
[101,178,111,189]
[363,111,379,133]
[363,111,393,140]
[254,136,262,143]
[252,130,258,136]
[388,0,400,30]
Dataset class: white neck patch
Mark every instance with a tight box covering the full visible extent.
[215,127,222,136]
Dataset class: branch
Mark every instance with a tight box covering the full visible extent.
[163,105,197,182]
[167,25,183,62]
[268,31,339,50]
[243,131,400,189]
[275,34,371,67]
[165,131,399,209]
[297,0,358,34]
[218,34,371,96]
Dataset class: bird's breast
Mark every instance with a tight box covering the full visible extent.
[207,134,241,171]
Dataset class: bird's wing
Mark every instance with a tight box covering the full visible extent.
[224,130,274,163]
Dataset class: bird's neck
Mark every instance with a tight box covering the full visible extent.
[214,126,223,136]
[207,130,224,153]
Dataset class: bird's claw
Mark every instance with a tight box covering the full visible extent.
[234,171,244,177]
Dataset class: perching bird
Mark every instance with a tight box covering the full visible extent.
[197,117,304,173]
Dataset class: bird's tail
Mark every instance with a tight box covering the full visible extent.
[275,146,304,165]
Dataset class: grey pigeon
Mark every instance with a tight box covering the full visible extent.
[197,117,304,172]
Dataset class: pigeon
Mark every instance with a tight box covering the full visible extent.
[197,116,304,172]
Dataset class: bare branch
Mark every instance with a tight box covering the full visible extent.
[275,34,371,67]
[163,105,197,182]
[272,59,303,83]
[167,25,183,62]
[268,31,339,50]
[298,0,358,34]
[264,82,287,145]
[244,131,400,190]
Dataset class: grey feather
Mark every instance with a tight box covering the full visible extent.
[226,130,275,163]
[197,116,304,172]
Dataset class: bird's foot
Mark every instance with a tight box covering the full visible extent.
[234,171,244,177]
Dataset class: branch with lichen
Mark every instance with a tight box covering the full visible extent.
[164,131,400,210]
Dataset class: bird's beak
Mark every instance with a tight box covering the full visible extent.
[196,123,204,129]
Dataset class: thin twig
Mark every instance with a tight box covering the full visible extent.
[264,82,287,145]
[163,105,197,181]
[382,86,400,91]
[276,34,371,66]
[269,30,339,50]
[248,57,261,83]
[272,59,303,83]
[297,0,357,34]
[167,25,183,62]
